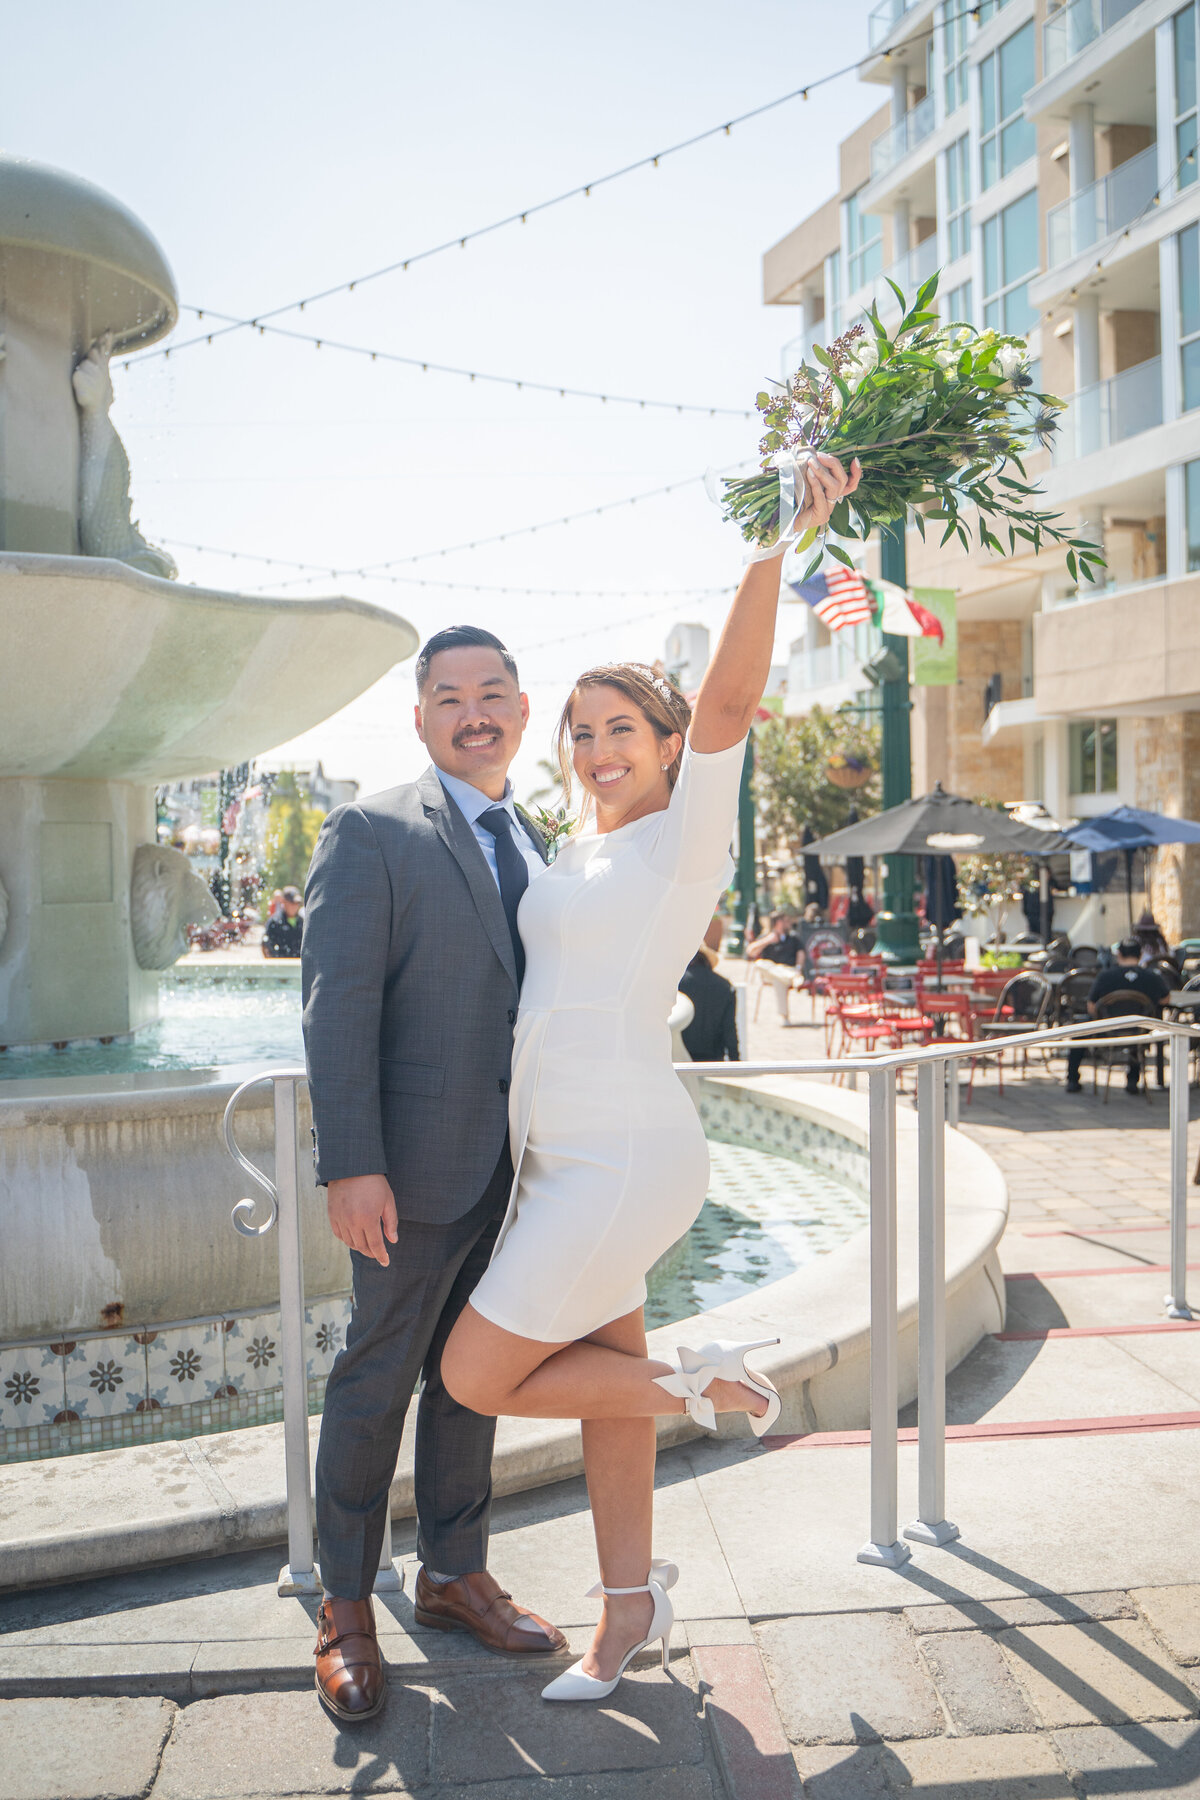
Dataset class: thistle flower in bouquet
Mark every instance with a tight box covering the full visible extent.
[721,274,1105,588]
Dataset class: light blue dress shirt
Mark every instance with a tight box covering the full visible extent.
[434,768,547,891]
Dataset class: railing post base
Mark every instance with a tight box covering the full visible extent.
[278,1562,323,1598]
[374,1563,404,1594]
[904,1517,960,1547]
[857,1538,912,1568]
[1165,1295,1196,1322]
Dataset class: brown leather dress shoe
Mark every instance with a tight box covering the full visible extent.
[414,1567,567,1655]
[314,1596,387,1722]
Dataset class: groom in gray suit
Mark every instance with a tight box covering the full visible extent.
[302,624,566,1723]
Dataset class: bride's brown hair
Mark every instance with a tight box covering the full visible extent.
[555,663,692,811]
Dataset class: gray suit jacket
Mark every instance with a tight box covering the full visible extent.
[301,766,548,1223]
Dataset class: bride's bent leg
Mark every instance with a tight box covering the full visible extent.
[579,1309,658,1681]
[441,1304,766,1421]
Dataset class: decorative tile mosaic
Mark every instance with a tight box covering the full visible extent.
[0,1090,868,1462]
[62,1336,147,1420]
[222,1311,284,1397]
[305,1297,351,1384]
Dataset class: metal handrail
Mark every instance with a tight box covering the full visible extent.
[224,1011,1196,1588]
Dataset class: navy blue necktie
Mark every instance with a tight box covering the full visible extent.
[478,806,529,985]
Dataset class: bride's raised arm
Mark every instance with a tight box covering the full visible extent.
[689,451,862,755]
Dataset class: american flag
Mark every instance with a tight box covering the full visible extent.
[791,566,878,631]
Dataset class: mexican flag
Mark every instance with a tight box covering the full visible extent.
[787,564,945,645]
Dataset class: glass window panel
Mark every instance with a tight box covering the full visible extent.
[1069,722,1093,793]
[981,135,998,190]
[998,22,1034,119]
[1186,459,1200,570]
[984,297,1001,329]
[1179,223,1200,335]
[1002,190,1039,281]
[980,52,997,133]
[1098,721,1118,793]
[1176,5,1196,116]
[983,215,1000,295]
[1179,112,1199,188]
[1001,114,1037,174]
[1003,282,1035,335]
[1182,338,1200,410]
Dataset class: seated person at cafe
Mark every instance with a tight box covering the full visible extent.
[746,909,805,1022]
[262,885,304,959]
[678,946,740,1063]
[1066,938,1170,1094]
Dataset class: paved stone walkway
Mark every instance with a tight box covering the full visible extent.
[2,979,1198,1798]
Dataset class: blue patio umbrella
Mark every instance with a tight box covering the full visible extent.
[1062,806,1200,928]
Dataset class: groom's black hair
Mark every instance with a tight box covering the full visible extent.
[415,624,520,694]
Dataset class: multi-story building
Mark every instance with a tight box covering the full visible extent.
[765,0,1200,934]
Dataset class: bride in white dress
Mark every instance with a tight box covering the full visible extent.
[442,450,860,1700]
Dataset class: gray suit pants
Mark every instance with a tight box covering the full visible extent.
[315,1148,511,1599]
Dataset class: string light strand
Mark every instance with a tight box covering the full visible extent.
[128,3,985,368]
[125,309,749,416]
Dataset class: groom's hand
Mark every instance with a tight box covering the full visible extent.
[327,1174,399,1267]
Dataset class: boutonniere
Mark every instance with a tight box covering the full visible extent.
[529,805,574,863]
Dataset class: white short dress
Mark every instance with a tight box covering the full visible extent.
[469,734,747,1343]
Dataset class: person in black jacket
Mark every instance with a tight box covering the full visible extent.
[1066,938,1169,1093]
[678,946,740,1063]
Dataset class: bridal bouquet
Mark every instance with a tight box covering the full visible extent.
[721,274,1104,586]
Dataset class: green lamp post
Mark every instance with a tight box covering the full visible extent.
[730,735,757,954]
[871,522,922,964]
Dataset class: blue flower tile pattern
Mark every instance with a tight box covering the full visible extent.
[63,1337,147,1419]
[1,1090,870,1463]
[145,1323,224,1410]
[223,1312,284,1395]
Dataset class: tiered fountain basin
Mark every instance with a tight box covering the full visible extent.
[0,1074,1006,1590]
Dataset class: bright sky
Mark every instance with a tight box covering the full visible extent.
[2,0,877,804]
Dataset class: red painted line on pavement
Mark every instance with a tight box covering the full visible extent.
[1022,1223,1200,1238]
[1006,1262,1199,1280]
[763,1411,1200,1450]
[691,1644,800,1800]
[996,1321,1200,1341]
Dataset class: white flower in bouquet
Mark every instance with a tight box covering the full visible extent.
[994,342,1030,393]
[719,271,1104,588]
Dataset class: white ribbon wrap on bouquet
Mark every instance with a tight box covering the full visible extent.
[708,449,818,564]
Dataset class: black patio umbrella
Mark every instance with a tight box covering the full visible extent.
[843,807,873,929]
[923,853,960,988]
[803,783,1069,859]
[801,824,830,913]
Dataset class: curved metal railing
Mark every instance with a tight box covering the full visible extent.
[224,1013,1198,1590]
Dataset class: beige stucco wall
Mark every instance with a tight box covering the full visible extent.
[1034,575,1200,716]
[911,619,1026,801]
[763,194,840,306]
[1131,714,1200,940]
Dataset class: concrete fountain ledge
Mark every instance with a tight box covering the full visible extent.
[0,1077,1007,1592]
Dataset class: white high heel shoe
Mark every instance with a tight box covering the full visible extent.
[651,1337,782,1437]
[541,1562,677,1703]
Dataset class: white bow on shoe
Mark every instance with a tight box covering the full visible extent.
[652,1337,782,1437]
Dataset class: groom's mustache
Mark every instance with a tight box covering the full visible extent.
[452,723,503,748]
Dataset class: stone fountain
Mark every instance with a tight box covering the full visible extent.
[0,153,416,1049]
[0,157,416,1426]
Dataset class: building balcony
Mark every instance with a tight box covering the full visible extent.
[868,0,925,50]
[1033,570,1200,715]
[1027,0,1159,119]
[1029,173,1200,310]
[1051,357,1163,461]
[1043,0,1143,79]
[844,235,940,326]
[1045,146,1159,267]
[870,95,937,180]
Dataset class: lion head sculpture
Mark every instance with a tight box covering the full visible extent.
[130,844,221,970]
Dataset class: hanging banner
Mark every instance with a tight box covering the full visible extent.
[910,589,958,686]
